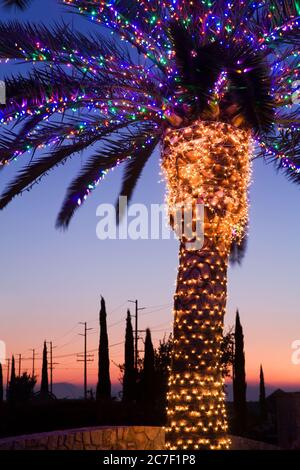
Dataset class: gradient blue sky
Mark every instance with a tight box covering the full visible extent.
[1,1,300,398]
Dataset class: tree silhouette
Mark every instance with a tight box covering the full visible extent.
[154,334,172,414]
[40,341,49,397]
[220,328,234,378]
[233,310,247,435]
[123,309,135,402]
[14,372,36,402]
[96,296,111,400]
[7,355,16,402]
[259,364,267,422]
[141,329,155,404]
[0,362,3,403]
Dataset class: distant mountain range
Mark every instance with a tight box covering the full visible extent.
[226,383,276,401]
[51,381,300,401]
[52,382,121,399]
[52,383,83,399]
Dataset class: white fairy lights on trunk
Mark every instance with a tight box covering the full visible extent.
[161,121,252,450]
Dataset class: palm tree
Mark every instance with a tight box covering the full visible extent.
[0,0,300,450]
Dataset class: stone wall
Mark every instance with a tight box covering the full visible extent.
[0,427,279,450]
[0,426,164,450]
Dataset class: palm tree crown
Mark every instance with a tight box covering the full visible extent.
[0,0,299,230]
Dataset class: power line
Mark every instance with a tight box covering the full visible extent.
[17,353,22,376]
[140,304,172,317]
[18,302,170,359]
[128,300,146,371]
[29,349,35,377]
[47,341,59,394]
[51,341,125,360]
[54,335,82,351]
[86,301,127,324]
[77,322,93,400]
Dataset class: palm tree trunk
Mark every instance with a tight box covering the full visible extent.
[162,120,251,450]
[166,240,229,449]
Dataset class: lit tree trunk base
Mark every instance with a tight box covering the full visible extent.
[162,121,251,450]
[165,241,230,450]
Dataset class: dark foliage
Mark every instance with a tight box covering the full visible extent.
[140,329,155,404]
[40,341,49,398]
[11,373,36,403]
[117,134,159,220]
[153,334,173,416]
[220,328,235,377]
[259,365,267,422]
[56,127,159,228]
[0,363,3,403]
[122,310,136,402]
[169,23,274,133]
[96,297,111,400]
[7,355,16,403]
[2,0,32,9]
[229,234,248,265]
[233,310,247,435]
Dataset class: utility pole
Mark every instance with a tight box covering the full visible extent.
[128,300,146,371]
[30,349,35,377]
[50,341,53,394]
[47,341,58,394]
[77,322,93,399]
[18,354,22,376]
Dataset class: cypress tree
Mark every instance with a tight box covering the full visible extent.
[233,310,247,435]
[96,296,111,400]
[259,364,267,421]
[7,355,16,402]
[123,309,135,402]
[40,341,49,396]
[154,334,173,415]
[0,362,3,403]
[142,328,155,403]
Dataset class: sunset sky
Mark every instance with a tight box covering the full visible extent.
[1,1,300,400]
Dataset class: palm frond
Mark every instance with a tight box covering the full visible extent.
[169,23,274,133]
[116,134,160,219]
[0,21,129,64]
[0,120,133,207]
[2,0,32,9]
[259,129,300,185]
[56,125,160,229]
[168,22,223,114]
[259,0,300,29]
[225,44,274,134]
[64,0,168,70]
[1,69,87,124]
[229,235,248,265]
[0,139,98,210]
[168,22,196,84]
